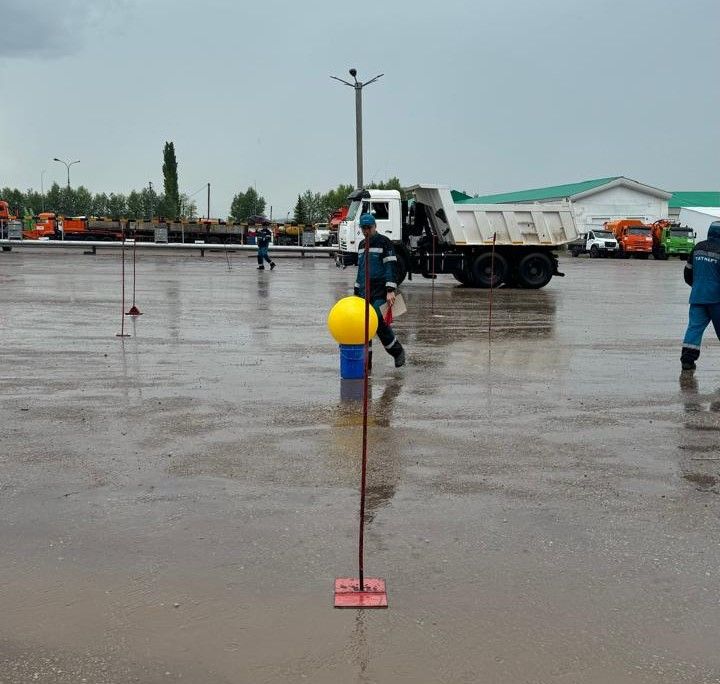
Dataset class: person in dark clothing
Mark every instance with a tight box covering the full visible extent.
[680,220,720,371]
[354,213,406,368]
[256,226,275,270]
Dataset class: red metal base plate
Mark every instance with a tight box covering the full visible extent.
[125,306,143,316]
[334,578,388,608]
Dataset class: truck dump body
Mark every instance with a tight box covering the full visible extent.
[411,185,578,247]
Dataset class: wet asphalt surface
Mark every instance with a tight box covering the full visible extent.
[1,248,719,683]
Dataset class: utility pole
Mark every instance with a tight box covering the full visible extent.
[148,181,153,221]
[331,68,383,190]
[207,183,210,220]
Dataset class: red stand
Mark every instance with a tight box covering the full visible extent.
[334,230,388,609]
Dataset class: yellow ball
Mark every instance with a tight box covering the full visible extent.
[327,296,378,344]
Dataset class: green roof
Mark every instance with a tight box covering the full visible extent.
[669,191,720,208]
[451,189,474,202]
[457,177,621,204]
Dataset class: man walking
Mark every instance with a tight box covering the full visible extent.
[256,225,276,270]
[680,221,720,371]
[354,213,405,368]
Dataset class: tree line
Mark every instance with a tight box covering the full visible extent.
[3,157,403,225]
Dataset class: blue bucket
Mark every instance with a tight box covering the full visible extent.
[339,344,366,379]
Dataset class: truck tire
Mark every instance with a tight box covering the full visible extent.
[653,247,669,260]
[570,248,580,257]
[636,253,650,260]
[517,252,553,289]
[590,245,599,258]
[471,252,508,288]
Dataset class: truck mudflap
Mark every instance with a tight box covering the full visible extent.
[552,253,565,277]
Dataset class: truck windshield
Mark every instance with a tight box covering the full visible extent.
[670,229,692,238]
[627,227,651,236]
[346,200,368,222]
[594,230,614,239]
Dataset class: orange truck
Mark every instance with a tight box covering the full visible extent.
[604,219,653,259]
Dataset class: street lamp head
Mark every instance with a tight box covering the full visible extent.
[53,157,61,162]
[349,68,357,78]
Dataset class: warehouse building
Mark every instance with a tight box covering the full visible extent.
[668,191,720,221]
[458,177,672,234]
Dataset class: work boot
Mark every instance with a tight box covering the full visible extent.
[394,348,406,368]
[257,265,265,270]
[681,346,699,371]
[270,261,276,270]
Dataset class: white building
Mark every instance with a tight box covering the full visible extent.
[459,177,671,234]
[678,207,720,242]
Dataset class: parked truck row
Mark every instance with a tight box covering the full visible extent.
[0,204,336,246]
[569,218,695,260]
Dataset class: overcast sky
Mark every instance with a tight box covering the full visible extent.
[1,0,717,218]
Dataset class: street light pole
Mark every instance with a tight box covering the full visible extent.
[41,170,46,211]
[331,68,383,190]
[53,157,80,188]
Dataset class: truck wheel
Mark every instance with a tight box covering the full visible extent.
[452,269,473,286]
[570,248,580,257]
[590,245,599,258]
[654,248,668,260]
[471,252,508,288]
[517,252,553,289]
[636,253,650,260]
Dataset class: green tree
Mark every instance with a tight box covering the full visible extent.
[93,193,110,216]
[229,186,266,222]
[161,141,180,219]
[293,194,306,224]
[127,190,144,218]
[178,193,197,220]
[299,190,326,225]
[367,176,404,198]
[107,193,127,218]
[73,186,93,215]
[321,183,354,216]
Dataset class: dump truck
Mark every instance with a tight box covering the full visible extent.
[336,185,578,288]
[650,219,694,260]
[603,219,653,258]
[568,228,619,257]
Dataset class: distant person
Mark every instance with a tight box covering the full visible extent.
[256,225,275,270]
[680,220,720,371]
[354,213,405,368]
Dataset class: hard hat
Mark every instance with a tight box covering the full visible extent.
[359,213,376,227]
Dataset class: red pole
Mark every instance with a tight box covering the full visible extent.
[131,233,137,308]
[488,232,497,338]
[359,237,371,591]
[116,229,129,337]
[431,232,436,313]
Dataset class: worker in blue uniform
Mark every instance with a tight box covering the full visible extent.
[354,213,406,368]
[681,221,720,371]
[256,225,276,270]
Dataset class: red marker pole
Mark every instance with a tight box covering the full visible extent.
[116,227,130,337]
[334,229,387,608]
[125,225,142,316]
[431,232,436,314]
[488,232,497,339]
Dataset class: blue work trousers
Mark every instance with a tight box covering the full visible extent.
[682,303,720,360]
[257,247,272,265]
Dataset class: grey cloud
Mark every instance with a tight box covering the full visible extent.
[0,0,131,58]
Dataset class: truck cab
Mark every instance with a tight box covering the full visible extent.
[569,229,618,257]
[605,219,653,258]
[338,188,403,255]
[651,220,694,260]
